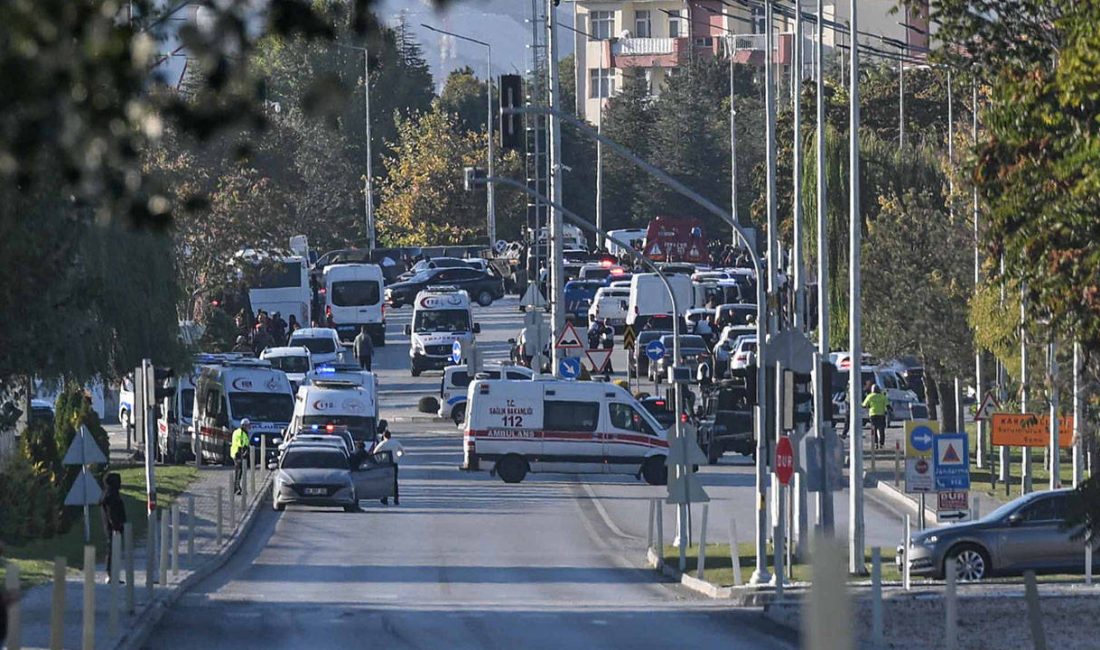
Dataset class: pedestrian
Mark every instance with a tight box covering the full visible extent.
[600,318,614,376]
[287,314,301,336]
[231,335,251,354]
[353,325,374,371]
[99,472,127,583]
[863,385,889,449]
[251,325,272,356]
[372,430,405,506]
[587,318,602,350]
[348,440,369,471]
[270,311,287,346]
[231,418,251,495]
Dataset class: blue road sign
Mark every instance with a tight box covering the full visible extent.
[559,356,581,379]
[933,433,970,491]
[645,339,667,362]
[909,425,935,453]
[451,340,463,364]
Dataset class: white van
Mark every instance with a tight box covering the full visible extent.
[627,273,693,330]
[403,287,481,377]
[260,346,312,391]
[156,368,199,464]
[438,363,534,424]
[463,379,670,485]
[288,327,344,366]
[193,359,295,465]
[587,286,630,329]
[323,263,386,345]
[290,378,380,446]
[605,228,647,255]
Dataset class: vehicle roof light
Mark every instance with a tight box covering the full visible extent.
[311,424,319,431]
[326,424,335,433]
[600,259,612,267]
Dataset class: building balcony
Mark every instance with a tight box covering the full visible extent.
[610,36,690,68]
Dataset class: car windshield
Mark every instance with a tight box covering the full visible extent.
[228,392,293,423]
[281,450,348,470]
[414,309,470,332]
[641,402,676,428]
[293,338,336,355]
[268,355,311,373]
[717,306,755,327]
[331,280,380,307]
[583,268,610,280]
[301,415,377,441]
[181,389,194,419]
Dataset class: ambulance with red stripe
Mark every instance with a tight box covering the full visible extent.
[462,379,670,485]
[193,358,294,465]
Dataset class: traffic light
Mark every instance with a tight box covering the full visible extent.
[499,74,523,151]
[789,371,814,427]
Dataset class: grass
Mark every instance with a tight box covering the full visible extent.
[661,543,900,586]
[0,464,197,589]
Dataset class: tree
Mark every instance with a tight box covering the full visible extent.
[440,66,490,133]
[600,67,655,231]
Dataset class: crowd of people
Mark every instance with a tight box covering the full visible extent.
[231,309,302,356]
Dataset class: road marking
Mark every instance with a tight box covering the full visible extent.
[579,480,642,542]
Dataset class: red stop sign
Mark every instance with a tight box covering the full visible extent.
[775,436,794,486]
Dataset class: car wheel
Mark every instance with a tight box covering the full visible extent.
[343,504,358,513]
[273,501,285,512]
[947,544,989,581]
[477,291,494,307]
[496,454,528,483]
[411,363,422,377]
[451,404,466,426]
[120,409,130,430]
[642,456,668,486]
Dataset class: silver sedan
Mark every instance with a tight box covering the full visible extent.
[272,446,357,512]
[899,489,1085,581]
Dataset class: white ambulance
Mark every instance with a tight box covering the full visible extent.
[289,378,381,446]
[323,263,387,345]
[403,287,481,377]
[193,358,295,465]
[463,379,670,485]
[156,366,199,464]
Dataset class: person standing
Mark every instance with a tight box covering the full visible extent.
[99,472,127,583]
[353,326,374,371]
[862,385,889,449]
[231,419,251,495]
[372,430,405,506]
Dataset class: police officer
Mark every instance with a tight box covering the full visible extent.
[231,418,252,495]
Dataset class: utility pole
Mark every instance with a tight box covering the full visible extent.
[898,60,905,147]
[728,35,739,233]
[792,0,805,330]
[486,43,496,244]
[1049,338,1059,490]
[814,0,833,536]
[1073,341,1084,486]
[764,0,778,334]
[547,0,565,376]
[972,81,984,469]
[363,49,376,250]
[847,0,866,575]
[596,36,604,242]
[1021,286,1032,494]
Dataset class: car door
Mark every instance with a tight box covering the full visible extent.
[997,496,1070,572]
[352,451,396,499]
[605,402,662,475]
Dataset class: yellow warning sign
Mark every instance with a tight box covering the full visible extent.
[991,414,1073,448]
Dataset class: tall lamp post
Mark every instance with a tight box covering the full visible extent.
[333,43,376,250]
[423,24,497,244]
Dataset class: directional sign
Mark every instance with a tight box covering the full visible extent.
[937,490,970,523]
[554,322,584,350]
[559,356,581,380]
[991,413,1073,448]
[451,340,463,365]
[645,339,667,362]
[974,392,1000,420]
[775,435,794,486]
[622,325,637,351]
[584,348,613,373]
[904,420,939,494]
[934,433,970,491]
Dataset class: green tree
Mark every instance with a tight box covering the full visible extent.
[440,66,490,133]
[600,67,655,231]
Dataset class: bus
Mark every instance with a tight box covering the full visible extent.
[235,250,311,325]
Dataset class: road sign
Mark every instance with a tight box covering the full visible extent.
[62,427,108,466]
[520,283,547,309]
[584,348,613,373]
[667,426,709,505]
[559,356,581,379]
[974,392,1000,420]
[622,325,637,351]
[991,413,1073,448]
[904,420,939,494]
[775,435,794,486]
[645,339,666,362]
[554,322,584,349]
[933,433,970,491]
[451,340,463,365]
[64,470,103,506]
[937,490,970,523]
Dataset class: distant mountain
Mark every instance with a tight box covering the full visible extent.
[372,0,574,89]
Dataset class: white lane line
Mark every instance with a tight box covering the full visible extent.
[579,480,641,542]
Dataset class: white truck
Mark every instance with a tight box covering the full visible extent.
[323,263,386,345]
[403,287,481,377]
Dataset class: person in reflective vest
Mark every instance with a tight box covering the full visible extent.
[231,418,252,495]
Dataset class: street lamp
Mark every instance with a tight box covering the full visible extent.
[422,24,497,245]
[333,43,376,251]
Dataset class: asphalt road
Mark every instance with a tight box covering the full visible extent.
[146,297,901,649]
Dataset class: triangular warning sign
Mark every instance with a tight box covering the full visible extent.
[585,348,613,372]
[648,241,662,256]
[554,322,584,349]
[975,392,1000,420]
[520,283,547,308]
[942,443,961,463]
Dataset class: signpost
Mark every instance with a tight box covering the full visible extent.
[974,392,1000,420]
[62,425,108,543]
[584,348,612,374]
[991,414,1074,448]
[451,340,463,365]
[933,433,970,491]
[558,356,581,380]
[622,325,636,351]
[904,420,938,494]
[554,321,584,350]
[775,436,794,486]
[937,490,970,522]
[645,339,666,362]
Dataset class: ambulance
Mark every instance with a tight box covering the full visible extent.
[463,379,670,485]
[403,286,481,377]
[289,377,380,446]
[155,366,199,464]
[193,358,295,465]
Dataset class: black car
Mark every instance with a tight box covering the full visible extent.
[628,330,672,379]
[385,266,505,308]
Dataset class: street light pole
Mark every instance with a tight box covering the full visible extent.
[596,37,604,243]
[847,0,866,575]
[792,0,805,331]
[764,0,779,335]
[363,49,376,250]
[547,0,565,376]
[814,0,833,535]
[727,35,739,232]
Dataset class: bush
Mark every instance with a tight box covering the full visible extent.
[53,386,110,531]
[417,396,439,414]
[0,453,62,543]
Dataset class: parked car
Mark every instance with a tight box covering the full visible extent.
[563,280,604,322]
[587,286,630,330]
[898,489,1084,581]
[385,266,504,308]
[628,330,672,379]
[650,334,711,383]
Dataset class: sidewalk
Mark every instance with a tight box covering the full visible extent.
[10,460,270,650]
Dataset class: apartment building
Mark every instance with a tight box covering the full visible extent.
[572,0,930,122]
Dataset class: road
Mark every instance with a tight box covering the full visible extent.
[147,297,904,649]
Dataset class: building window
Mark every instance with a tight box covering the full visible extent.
[589,68,614,98]
[634,10,651,38]
[589,10,613,40]
[751,6,767,34]
[668,10,683,38]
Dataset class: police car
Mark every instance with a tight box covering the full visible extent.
[438,363,534,425]
[403,286,481,377]
[463,378,669,485]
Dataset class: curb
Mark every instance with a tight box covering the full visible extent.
[111,473,273,650]
[644,547,805,607]
[868,474,937,528]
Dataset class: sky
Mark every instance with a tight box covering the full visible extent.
[372,0,574,90]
